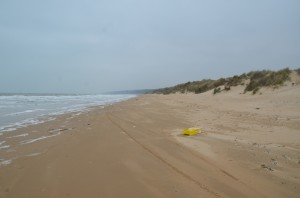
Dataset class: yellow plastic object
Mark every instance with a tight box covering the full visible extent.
[182,128,201,136]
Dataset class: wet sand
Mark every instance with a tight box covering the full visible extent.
[0,85,299,197]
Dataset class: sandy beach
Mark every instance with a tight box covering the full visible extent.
[0,84,299,197]
[1,0,299,197]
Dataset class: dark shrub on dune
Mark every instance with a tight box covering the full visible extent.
[244,68,291,93]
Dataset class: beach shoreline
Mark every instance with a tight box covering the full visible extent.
[0,94,136,133]
[1,85,299,197]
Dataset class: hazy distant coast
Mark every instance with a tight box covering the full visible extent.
[104,89,155,95]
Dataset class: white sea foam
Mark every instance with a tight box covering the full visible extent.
[0,145,10,150]
[26,152,41,157]
[0,127,17,132]
[0,119,44,133]
[7,133,29,139]
[0,137,10,149]
[5,109,45,116]
[20,132,61,144]
[0,159,12,166]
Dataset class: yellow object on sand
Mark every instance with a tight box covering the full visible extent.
[182,128,201,136]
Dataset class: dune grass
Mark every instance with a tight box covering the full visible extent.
[153,68,293,95]
[244,68,291,93]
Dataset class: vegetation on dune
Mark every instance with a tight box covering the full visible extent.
[153,68,295,95]
[213,87,221,95]
[153,80,214,95]
[295,68,300,75]
[153,75,247,95]
[244,68,291,94]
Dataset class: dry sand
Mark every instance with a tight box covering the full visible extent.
[0,83,299,197]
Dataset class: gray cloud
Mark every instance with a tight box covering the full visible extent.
[1,0,299,93]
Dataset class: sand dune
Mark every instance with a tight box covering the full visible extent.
[0,83,299,197]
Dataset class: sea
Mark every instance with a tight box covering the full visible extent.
[0,93,136,134]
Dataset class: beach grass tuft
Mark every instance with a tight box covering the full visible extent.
[244,68,291,93]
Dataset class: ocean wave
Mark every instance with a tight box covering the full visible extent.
[0,119,45,133]
[0,94,136,133]
[5,109,46,116]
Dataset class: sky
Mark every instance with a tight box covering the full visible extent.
[0,0,299,94]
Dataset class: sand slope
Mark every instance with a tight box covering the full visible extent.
[0,84,299,197]
[170,84,300,197]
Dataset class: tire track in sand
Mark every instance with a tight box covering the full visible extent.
[106,113,221,198]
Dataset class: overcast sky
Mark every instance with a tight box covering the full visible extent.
[0,0,299,93]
